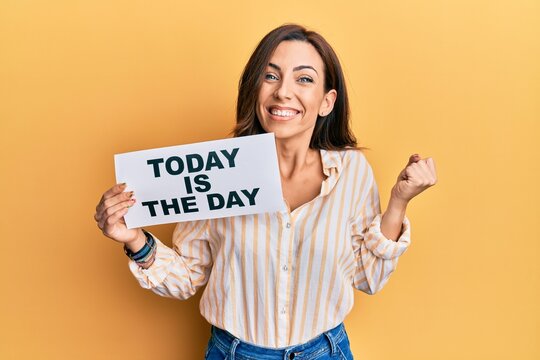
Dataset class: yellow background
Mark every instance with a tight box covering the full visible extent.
[1,0,538,359]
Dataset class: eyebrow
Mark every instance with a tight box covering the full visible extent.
[268,62,318,75]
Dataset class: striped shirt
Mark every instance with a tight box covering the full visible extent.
[129,149,411,348]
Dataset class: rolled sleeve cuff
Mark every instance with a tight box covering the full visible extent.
[128,237,179,289]
[363,214,411,260]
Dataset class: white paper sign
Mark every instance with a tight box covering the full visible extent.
[115,133,285,229]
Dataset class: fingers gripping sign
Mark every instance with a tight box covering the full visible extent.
[391,154,438,203]
[94,183,142,244]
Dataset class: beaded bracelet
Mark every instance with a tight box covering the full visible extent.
[124,229,156,264]
[136,247,157,269]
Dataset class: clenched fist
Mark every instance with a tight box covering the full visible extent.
[391,154,437,203]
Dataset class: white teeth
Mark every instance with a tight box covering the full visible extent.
[270,109,297,117]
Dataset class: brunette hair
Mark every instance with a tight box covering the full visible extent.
[233,24,357,150]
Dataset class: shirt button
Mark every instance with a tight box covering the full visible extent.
[286,222,291,228]
[280,307,286,314]
[282,265,288,271]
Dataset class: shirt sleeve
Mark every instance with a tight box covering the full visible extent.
[350,160,411,295]
[128,219,214,300]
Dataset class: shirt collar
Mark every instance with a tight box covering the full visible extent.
[319,149,343,196]
[320,149,343,176]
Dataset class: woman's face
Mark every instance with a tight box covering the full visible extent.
[256,40,337,144]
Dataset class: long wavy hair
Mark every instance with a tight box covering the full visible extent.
[233,24,358,150]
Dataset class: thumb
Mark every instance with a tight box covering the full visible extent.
[407,153,421,166]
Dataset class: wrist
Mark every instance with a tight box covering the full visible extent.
[125,229,146,253]
[124,229,156,266]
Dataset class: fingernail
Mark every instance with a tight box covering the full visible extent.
[128,191,134,198]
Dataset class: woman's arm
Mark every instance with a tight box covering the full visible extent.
[350,155,411,295]
[380,154,437,241]
[94,184,214,300]
[128,220,214,300]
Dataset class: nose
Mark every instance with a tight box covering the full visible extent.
[274,79,293,100]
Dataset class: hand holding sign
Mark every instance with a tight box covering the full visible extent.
[94,183,145,248]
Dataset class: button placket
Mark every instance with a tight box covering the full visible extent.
[281,220,292,273]
[277,214,294,346]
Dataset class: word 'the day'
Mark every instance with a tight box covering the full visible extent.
[141,188,260,217]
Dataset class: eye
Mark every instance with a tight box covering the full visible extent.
[265,73,279,81]
[298,76,314,83]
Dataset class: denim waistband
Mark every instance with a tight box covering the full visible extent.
[210,323,346,360]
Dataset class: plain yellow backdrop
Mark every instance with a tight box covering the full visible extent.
[1,0,538,359]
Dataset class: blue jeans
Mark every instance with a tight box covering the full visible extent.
[205,323,354,359]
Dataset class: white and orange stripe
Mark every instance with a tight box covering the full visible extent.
[129,149,411,348]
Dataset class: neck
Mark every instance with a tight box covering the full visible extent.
[275,137,319,180]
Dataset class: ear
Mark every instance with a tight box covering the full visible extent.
[319,89,337,117]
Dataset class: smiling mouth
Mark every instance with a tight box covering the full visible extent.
[267,106,301,119]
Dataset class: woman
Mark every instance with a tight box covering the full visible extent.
[95,24,437,359]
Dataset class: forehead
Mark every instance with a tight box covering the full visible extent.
[268,40,324,71]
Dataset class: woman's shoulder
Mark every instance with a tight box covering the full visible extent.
[323,147,370,165]
[322,148,376,182]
